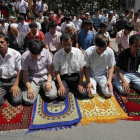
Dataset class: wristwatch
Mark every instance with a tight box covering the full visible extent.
[47,80,52,83]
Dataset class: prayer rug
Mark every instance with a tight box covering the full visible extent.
[0,100,32,131]
[78,93,128,125]
[28,93,82,132]
[114,88,140,121]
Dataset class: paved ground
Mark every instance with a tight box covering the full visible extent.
[0,39,140,140]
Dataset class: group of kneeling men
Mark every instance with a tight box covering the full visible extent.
[0,33,140,106]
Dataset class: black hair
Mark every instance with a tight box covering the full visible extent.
[0,34,9,43]
[129,34,140,45]
[125,10,129,14]
[125,22,134,31]
[48,20,57,28]
[94,8,99,12]
[38,11,42,14]
[100,22,108,28]
[95,35,109,47]
[60,33,74,42]
[83,20,92,26]
[28,39,43,55]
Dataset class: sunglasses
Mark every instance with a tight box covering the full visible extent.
[0,41,4,44]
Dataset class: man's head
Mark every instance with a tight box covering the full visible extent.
[103,10,107,16]
[49,11,54,19]
[31,17,36,23]
[134,12,139,19]
[9,16,16,23]
[75,13,80,19]
[100,22,108,33]
[48,21,57,34]
[28,39,43,58]
[0,34,9,54]
[119,13,125,21]
[10,23,19,37]
[65,24,73,34]
[29,22,38,35]
[95,35,109,55]
[57,9,62,16]
[44,16,49,24]
[129,34,140,55]
[60,33,73,53]
[124,22,134,35]
[27,12,31,19]
[95,9,100,15]
[65,16,71,24]
[19,15,25,24]
[125,10,129,16]
[38,11,43,18]
[129,9,134,16]
[85,13,90,20]
[108,13,113,20]
[0,18,5,26]
[83,20,92,32]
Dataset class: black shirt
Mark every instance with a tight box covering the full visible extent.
[116,48,140,72]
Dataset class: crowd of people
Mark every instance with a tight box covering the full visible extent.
[0,0,140,107]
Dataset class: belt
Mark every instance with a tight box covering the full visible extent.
[61,73,79,78]
[0,76,16,82]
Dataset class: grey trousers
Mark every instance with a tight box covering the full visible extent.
[0,78,23,106]
[22,79,57,105]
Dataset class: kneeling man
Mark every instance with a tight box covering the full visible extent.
[84,35,115,97]
[53,33,87,100]
[22,39,57,105]
[0,34,22,106]
[113,34,140,94]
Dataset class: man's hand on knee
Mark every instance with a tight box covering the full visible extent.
[58,85,66,97]
[77,83,86,94]
[10,85,20,97]
[27,87,35,100]
[86,82,94,94]
[105,81,113,92]
[45,81,52,92]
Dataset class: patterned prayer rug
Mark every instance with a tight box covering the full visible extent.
[78,93,128,125]
[0,100,32,131]
[28,93,82,132]
[114,88,140,121]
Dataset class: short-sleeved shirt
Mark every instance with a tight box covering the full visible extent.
[0,48,21,79]
[93,31,111,44]
[115,29,134,50]
[116,48,140,72]
[84,46,115,77]
[27,30,44,42]
[44,31,62,51]
[73,19,82,31]
[53,47,85,75]
[130,18,140,32]
[18,22,30,34]
[16,0,28,14]
[78,29,93,51]
[61,22,76,32]
[21,48,52,84]
[91,14,102,27]
[55,15,64,25]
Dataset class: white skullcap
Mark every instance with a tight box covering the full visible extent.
[10,23,18,28]
[66,24,72,28]
[85,12,90,15]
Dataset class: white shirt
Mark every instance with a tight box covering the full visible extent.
[18,22,30,33]
[36,16,44,24]
[0,23,9,35]
[73,19,82,31]
[53,47,85,75]
[61,22,76,32]
[36,22,42,30]
[16,0,28,13]
[0,48,21,79]
[84,46,115,77]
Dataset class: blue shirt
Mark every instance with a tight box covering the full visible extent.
[78,29,93,51]
[91,14,102,27]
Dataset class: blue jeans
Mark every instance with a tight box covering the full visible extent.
[113,70,140,94]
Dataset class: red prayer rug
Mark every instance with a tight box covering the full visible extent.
[114,88,140,121]
[0,100,32,131]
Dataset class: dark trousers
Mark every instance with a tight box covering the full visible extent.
[57,74,87,100]
[0,77,23,106]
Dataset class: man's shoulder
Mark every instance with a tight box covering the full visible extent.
[22,50,30,59]
[85,46,96,54]
[8,48,21,57]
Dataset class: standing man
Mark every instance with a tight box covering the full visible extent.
[22,39,57,105]
[0,34,22,106]
[73,13,82,32]
[8,23,28,54]
[44,21,62,54]
[113,34,140,94]
[41,16,49,34]
[78,20,94,53]
[53,33,87,100]
[16,0,28,19]
[84,35,115,97]
[55,9,64,26]
[0,18,9,35]
[36,11,44,24]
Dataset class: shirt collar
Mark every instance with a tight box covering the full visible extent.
[49,31,57,37]
[0,48,12,59]
[29,49,45,59]
[62,47,74,55]
[31,30,39,36]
